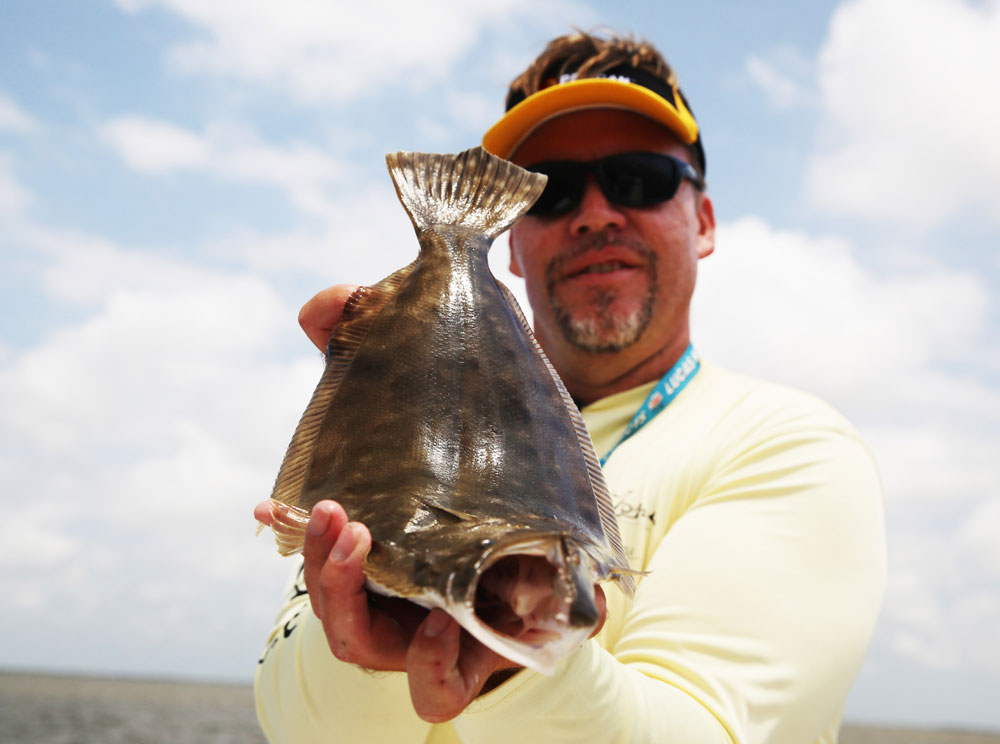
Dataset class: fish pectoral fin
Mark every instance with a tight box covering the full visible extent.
[385,147,547,241]
[417,500,475,524]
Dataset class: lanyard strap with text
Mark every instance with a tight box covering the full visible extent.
[599,345,700,467]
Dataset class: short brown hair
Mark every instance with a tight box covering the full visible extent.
[504,31,705,179]
[506,31,678,109]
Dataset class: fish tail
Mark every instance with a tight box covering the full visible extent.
[385,147,547,241]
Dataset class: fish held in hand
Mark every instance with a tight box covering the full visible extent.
[259,146,635,674]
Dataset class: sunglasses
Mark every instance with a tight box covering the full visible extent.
[524,152,704,218]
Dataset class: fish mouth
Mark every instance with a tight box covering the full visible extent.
[473,554,571,645]
[442,535,602,673]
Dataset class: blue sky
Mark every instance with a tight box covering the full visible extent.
[1,0,998,732]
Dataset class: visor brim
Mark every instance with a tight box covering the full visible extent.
[482,78,699,160]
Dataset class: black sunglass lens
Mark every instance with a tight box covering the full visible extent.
[603,170,647,204]
[600,155,681,207]
[527,164,585,216]
[525,155,691,216]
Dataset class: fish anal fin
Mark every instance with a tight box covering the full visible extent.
[385,147,546,241]
[265,260,416,555]
[268,357,343,511]
[496,280,635,597]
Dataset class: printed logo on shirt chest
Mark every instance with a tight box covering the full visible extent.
[610,491,655,564]
[612,490,655,525]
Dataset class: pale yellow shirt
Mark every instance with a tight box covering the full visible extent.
[254,360,885,743]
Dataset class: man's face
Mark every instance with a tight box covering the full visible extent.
[508,109,715,387]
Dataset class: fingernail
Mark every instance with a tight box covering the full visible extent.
[423,610,450,638]
[308,503,330,537]
[331,523,356,561]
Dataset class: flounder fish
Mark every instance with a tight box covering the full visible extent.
[260,146,635,673]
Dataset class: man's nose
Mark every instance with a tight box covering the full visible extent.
[568,177,627,235]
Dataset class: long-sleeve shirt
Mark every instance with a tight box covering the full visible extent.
[254,360,886,743]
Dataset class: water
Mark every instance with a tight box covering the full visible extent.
[3,670,999,743]
[0,671,266,744]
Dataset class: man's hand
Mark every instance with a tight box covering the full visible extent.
[406,608,523,722]
[255,497,522,719]
[302,500,421,670]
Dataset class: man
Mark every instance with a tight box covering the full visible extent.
[254,31,885,743]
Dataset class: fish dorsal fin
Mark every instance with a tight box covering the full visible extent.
[385,147,547,241]
[264,262,416,555]
[496,281,635,597]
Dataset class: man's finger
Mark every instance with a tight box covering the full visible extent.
[252,500,274,527]
[313,521,380,663]
[407,610,473,723]
[302,501,349,618]
[299,284,359,352]
[317,523,411,670]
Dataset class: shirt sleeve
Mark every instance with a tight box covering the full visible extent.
[454,413,886,743]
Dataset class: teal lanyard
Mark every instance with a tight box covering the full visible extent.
[599,345,700,467]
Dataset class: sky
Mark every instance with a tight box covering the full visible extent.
[1,0,998,732]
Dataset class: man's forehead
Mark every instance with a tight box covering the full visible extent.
[510,109,690,166]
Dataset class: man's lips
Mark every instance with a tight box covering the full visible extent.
[570,259,634,277]
[558,251,645,282]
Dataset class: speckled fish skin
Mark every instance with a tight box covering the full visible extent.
[263,147,634,673]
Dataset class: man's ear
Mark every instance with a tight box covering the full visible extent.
[696,193,716,259]
[508,229,525,277]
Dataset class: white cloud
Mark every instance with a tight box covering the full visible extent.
[745,46,816,110]
[0,91,35,133]
[100,116,209,172]
[0,236,313,673]
[28,226,223,308]
[0,505,78,570]
[100,116,342,217]
[881,521,1000,673]
[959,496,1000,579]
[693,217,988,406]
[806,0,1000,226]
[113,0,577,104]
[872,421,998,496]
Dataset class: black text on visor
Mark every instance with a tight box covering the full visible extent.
[525,152,703,217]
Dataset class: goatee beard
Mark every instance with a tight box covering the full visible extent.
[546,233,657,354]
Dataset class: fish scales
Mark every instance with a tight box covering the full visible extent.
[262,146,634,673]
[308,229,601,537]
